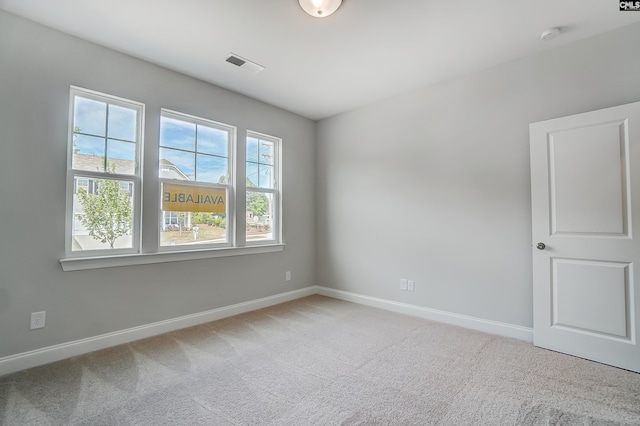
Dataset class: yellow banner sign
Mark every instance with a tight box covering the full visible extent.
[162,183,226,213]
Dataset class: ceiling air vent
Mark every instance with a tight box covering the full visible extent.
[225,53,264,74]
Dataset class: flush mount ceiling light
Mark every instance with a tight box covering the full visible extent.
[540,27,561,41]
[299,0,342,18]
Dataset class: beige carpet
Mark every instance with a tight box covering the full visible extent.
[1,295,639,425]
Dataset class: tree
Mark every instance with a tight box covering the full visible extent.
[247,191,269,217]
[77,178,132,248]
[246,176,269,217]
[72,126,81,154]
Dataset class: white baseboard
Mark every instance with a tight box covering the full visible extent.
[0,285,533,377]
[315,286,534,342]
[0,286,316,377]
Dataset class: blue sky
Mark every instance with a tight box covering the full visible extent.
[159,116,229,183]
[73,100,240,184]
[246,137,274,188]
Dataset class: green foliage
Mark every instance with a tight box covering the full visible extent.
[212,216,226,228]
[191,212,226,228]
[247,191,269,217]
[72,126,81,154]
[77,179,132,248]
[191,212,211,225]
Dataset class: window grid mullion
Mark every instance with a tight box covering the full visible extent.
[103,105,109,172]
[194,123,199,181]
[74,131,135,145]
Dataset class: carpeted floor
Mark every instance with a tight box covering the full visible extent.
[1,295,639,425]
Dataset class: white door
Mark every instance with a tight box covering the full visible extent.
[530,101,640,373]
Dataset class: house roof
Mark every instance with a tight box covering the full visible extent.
[160,159,190,181]
[73,154,189,181]
[73,154,135,175]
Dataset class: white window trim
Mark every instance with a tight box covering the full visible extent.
[64,86,145,258]
[59,244,285,271]
[245,131,282,246]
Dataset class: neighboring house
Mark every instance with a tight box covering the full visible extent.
[159,158,190,181]
[159,158,193,230]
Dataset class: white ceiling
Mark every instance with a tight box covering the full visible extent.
[2,0,639,120]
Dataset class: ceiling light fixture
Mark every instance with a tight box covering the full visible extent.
[540,27,561,41]
[299,0,342,18]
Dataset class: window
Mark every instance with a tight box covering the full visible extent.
[66,87,143,255]
[159,110,235,249]
[62,88,284,270]
[246,132,280,244]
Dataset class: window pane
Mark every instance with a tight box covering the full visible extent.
[73,97,106,136]
[160,116,196,151]
[107,140,136,175]
[259,140,274,165]
[160,183,227,247]
[74,133,105,156]
[246,162,259,187]
[159,148,195,180]
[246,191,274,242]
[107,104,137,141]
[197,125,228,157]
[73,146,106,173]
[160,211,227,246]
[259,164,274,189]
[247,137,259,163]
[160,159,190,180]
[72,178,134,251]
[75,178,89,194]
[247,137,275,188]
[196,154,227,183]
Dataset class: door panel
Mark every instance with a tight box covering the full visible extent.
[530,101,640,373]
[549,121,628,236]
[552,259,630,339]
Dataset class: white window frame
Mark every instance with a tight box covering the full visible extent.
[65,86,144,257]
[60,91,286,272]
[158,109,236,251]
[245,131,281,246]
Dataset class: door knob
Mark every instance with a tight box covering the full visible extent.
[536,242,546,250]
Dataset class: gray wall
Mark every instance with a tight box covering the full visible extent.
[0,11,316,358]
[316,23,640,328]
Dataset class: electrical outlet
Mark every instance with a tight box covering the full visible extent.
[400,279,407,290]
[286,271,291,281]
[408,280,415,292]
[30,311,46,330]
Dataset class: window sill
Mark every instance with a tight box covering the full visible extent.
[59,244,285,271]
